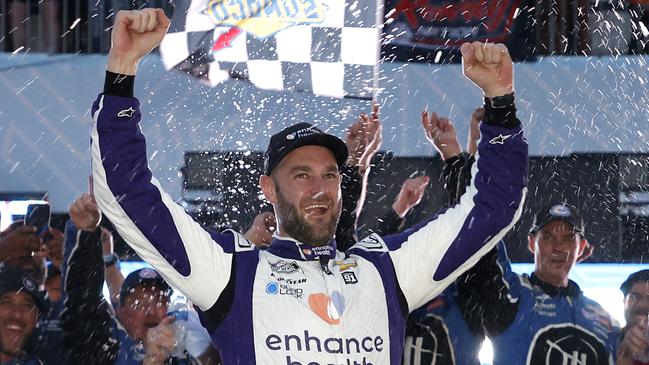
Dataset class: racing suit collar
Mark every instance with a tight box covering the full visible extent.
[529,273,582,298]
[266,234,338,262]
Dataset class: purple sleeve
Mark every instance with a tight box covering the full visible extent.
[350,122,528,312]
[89,94,254,310]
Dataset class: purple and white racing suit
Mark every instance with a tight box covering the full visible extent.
[90,89,528,365]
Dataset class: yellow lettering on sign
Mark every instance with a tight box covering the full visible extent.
[207,0,325,37]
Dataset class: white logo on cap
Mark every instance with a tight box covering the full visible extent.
[550,204,571,217]
[293,126,319,139]
[139,268,159,279]
[286,133,295,140]
[22,278,35,291]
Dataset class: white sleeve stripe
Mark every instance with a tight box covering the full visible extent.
[90,96,232,310]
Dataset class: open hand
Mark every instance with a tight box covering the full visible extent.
[0,226,41,261]
[346,104,382,175]
[392,176,430,218]
[422,111,461,161]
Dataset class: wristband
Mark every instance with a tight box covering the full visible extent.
[103,253,119,267]
[104,71,135,98]
[484,92,515,109]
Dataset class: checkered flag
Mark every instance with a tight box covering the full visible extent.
[160,0,381,99]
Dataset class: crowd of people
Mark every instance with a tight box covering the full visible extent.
[1,6,649,365]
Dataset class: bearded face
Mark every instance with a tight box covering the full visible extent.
[262,145,343,247]
[274,182,341,246]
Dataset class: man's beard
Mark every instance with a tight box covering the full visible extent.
[275,187,340,247]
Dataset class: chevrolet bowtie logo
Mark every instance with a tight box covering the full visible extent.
[489,134,512,145]
[117,107,136,118]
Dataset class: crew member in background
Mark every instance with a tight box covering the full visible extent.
[62,193,199,364]
[0,265,48,365]
[457,202,619,364]
[618,269,649,364]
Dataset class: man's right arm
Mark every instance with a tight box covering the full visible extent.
[435,113,518,336]
[92,9,248,311]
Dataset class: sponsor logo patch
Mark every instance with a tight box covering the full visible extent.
[309,291,345,324]
[334,258,358,271]
[489,134,512,145]
[527,324,610,365]
[342,272,358,285]
[266,281,304,298]
[117,107,136,118]
[269,260,303,275]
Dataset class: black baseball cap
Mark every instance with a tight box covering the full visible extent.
[620,270,649,296]
[119,268,173,306]
[529,203,585,235]
[263,122,348,176]
[0,264,48,313]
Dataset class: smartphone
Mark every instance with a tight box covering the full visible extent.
[24,203,51,237]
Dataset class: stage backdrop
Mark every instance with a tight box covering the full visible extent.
[382,0,537,63]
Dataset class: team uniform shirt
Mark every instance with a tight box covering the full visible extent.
[29,299,67,365]
[89,93,528,364]
[403,283,483,365]
[467,242,620,365]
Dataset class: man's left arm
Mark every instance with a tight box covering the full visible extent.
[353,43,528,312]
[337,106,382,251]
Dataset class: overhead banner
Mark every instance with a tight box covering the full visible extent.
[160,0,382,99]
[382,0,536,63]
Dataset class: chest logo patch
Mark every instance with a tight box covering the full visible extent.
[269,260,303,275]
[527,324,610,365]
[342,272,358,285]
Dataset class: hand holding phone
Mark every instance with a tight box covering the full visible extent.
[24,203,51,238]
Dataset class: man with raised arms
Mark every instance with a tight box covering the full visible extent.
[90,8,528,364]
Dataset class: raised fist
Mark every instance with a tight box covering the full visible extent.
[461,42,513,97]
[69,193,101,232]
[108,9,170,74]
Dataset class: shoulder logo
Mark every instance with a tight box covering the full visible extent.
[489,134,512,145]
[117,107,136,118]
[227,230,254,252]
[353,233,388,252]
